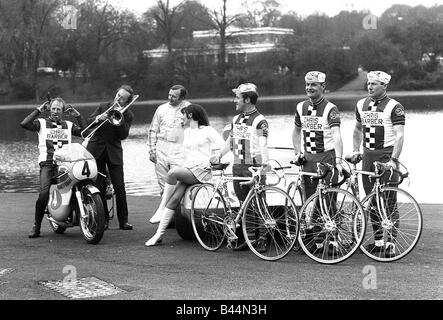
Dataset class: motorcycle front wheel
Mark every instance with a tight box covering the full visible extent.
[79,187,105,244]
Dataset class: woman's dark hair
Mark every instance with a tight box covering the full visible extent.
[181,104,209,126]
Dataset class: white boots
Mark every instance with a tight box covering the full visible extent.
[145,208,175,247]
[149,183,176,224]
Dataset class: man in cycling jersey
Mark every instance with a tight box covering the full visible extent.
[213,83,269,201]
[351,70,405,258]
[211,83,269,250]
[292,71,344,254]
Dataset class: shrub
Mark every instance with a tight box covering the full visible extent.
[12,78,35,100]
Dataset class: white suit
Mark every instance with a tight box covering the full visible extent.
[148,100,191,192]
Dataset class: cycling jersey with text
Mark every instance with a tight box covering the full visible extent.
[230,109,269,165]
[355,96,405,150]
[37,118,73,163]
[294,98,340,154]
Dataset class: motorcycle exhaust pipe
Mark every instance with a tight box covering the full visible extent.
[46,216,75,228]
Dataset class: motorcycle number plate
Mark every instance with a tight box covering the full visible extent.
[72,160,98,180]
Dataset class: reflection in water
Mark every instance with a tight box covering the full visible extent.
[1,103,442,204]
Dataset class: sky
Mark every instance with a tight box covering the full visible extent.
[107,0,443,17]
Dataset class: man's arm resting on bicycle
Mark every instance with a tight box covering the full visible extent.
[389,125,405,167]
[292,125,302,155]
[330,126,346,175]
[258,135,271,172]
[210,136,232,164]
[292,125,306,164]
[332,126,343,159]
[352,121,363,154]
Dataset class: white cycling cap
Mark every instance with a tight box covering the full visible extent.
[367,71,391,84]
[305,71,326,83]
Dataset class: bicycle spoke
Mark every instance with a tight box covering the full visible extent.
[360,187,422,262]
[298,188,365,264]
[191,184,227,251]
[242,187,299,261]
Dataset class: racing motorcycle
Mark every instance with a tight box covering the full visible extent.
[46,143,106,244]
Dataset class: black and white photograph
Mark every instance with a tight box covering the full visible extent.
[0,0,441,307]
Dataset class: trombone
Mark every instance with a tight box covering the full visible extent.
[81,93,139,147]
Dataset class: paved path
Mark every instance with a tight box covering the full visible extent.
[0,193,441,300]
[337,71,368,92]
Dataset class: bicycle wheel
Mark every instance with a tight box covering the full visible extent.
[286,181,304,252]
[298,188,366,264]
[242,186,299,261]
[191,183,227,251]
[360,187,422,262]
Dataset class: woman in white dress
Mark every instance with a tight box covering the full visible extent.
[146,104,225,246]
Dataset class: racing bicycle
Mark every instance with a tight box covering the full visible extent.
[343,155,422,262]
[294,162,366,264]
[190,163,299,261]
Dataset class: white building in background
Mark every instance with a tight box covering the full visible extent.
[143,27,294,65]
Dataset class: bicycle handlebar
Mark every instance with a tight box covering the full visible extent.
[311,162,350,187]
[290,154,307,166]
[311,163,330,181]
[239,167,262,188]
[331,167,351,187]
[345,153,362,165]
[373,161,409,186]
[239,165,282,188]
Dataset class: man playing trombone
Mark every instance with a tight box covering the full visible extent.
[84,85,135,230]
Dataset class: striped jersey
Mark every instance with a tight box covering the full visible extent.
[355,95,405,150]
[294,98,341,154]
[230,108,269,165]
[37,118,73,163]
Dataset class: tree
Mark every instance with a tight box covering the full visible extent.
[174,0,214,46]
[0,0,63,101]
[351,32,404,74]
[239,0,281,27]
[76,0,133,80]
[206,0,242,77]
[146,0,186,54]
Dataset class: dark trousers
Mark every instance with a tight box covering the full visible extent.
[303,150,337,199]
[34,162,57,226]
[303,150,338,242]
[232,163,266,243]
[362,147,398,241]
[95,151,129,225]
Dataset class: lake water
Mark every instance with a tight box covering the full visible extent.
[1,97,442,204]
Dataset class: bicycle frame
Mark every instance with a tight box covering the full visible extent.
[198,167,281,245]
[347,162,396,224]
[311,166,338,226]
[197,170,248,241]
